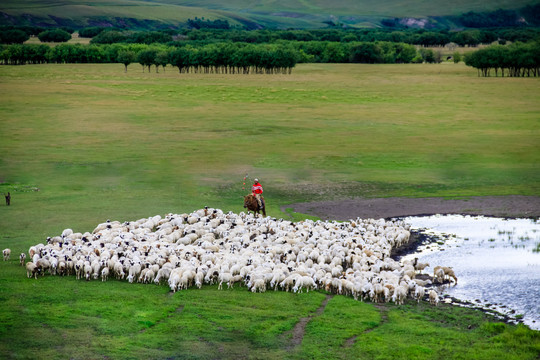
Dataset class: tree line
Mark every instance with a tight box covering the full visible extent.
[457,5,540,28]
[2,24,539,48]
[464,42,540,77]
[0,40,449,71]
[87,27,540,47]
[0,43,298,74]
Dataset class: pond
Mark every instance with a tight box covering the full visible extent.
[398,214,540,330]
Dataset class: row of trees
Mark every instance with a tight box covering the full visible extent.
[464,42,540,77]
[2,24,539,47]
[0,40,448,69]
[0,43,298,74]
[126,45,297,74]
[86,27,540,47]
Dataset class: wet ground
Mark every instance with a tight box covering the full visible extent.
[398,215,540,330]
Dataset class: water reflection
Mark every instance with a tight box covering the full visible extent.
[399,214,540,330]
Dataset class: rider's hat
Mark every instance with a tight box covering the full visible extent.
[254,178,259,182]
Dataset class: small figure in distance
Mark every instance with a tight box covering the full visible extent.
[5,192,10,206]
[252,179,264,210]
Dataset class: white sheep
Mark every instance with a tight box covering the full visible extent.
[19,253,26,266]
[428,290,439,306]
[24,208,457,307]
[392,285,408,305]
[26,262,39,279]
[414,285,425,303]
[101,267,109,282]
[3,248,11,261]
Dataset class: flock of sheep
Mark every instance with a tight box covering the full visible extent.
[8,207,458,305]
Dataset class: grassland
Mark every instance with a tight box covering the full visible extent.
[0,63,539,359]
[1,0,537,28]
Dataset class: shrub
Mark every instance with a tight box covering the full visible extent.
[38,29,71,43]
[0,30,29,44]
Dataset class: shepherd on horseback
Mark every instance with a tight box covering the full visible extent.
[252,178,264,208]
[244,178,265,216]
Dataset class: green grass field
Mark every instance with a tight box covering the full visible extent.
[0,63,539,359]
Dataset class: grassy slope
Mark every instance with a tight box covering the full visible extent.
[0,63,539,358]
[165,0,536,16]
[1,0,538,28]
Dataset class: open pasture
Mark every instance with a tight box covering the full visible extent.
[0,63,539,358]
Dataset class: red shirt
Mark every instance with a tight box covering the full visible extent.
[252,182,263,195]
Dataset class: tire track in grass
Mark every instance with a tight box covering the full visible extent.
[139,304,184,333]
[287,294,333,349]
[344,303,388,347]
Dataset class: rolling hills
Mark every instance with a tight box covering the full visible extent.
[1,0,538,29]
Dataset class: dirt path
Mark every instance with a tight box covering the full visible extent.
[283,195,540,221]
[344,304,389,348]
[287,294,333,349]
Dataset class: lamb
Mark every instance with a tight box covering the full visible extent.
[194,270,204,289]
[414,285,425,303]
[101,267,109,281]
[3,248,11,261]
[143,269,156,284]
[428,290,439,306]
[251,278,266,293]
[84,262,92,281]
[20,253,26,266]
[26,262,39,279]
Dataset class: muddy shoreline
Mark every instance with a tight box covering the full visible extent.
[283,195,540,221]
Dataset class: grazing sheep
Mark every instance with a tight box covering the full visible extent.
[36,258,50,275]
[23,208,457,307]
[3,248,11,261]
[26,262,39,279]
[434,266,445,284]
[428,290,439,306]
[414,285,425,303]
[101,267,109,282]
[392,285,408,305]
[442,266,458,283]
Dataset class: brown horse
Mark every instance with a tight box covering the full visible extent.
[244,194,266,217]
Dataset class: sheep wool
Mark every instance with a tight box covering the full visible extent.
[24,208,451,305]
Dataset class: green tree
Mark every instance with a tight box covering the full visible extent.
[452,31,481,47]
[169,47,191,73]
[419,48,436,63]
[154,51,169,72]
[137,49,157,72]
[78,27,108,38]
[0,30,30,44]
[38,29,71,43]
[90,31,127,44]
[117,50,136,72]
[453,52,462,64]
[349,43,383,64]
[322,42,347,63]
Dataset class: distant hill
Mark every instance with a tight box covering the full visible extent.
[1,0,538,29]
